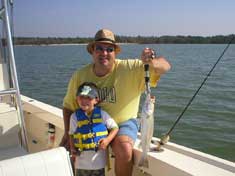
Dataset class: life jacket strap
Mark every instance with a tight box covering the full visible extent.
[74,142,97,150]
[77,118,103,127]
[73,131,108,140]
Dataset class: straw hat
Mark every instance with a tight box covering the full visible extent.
[87,29,121,54]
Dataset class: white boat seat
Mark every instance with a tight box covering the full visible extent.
[0,101,28,161]
[0,104,20,150]
[0,147,74,176]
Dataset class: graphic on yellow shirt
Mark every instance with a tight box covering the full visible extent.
[99,86,116,103]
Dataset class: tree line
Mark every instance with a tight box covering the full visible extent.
[13,34,235,45]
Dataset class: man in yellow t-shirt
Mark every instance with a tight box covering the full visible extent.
[61,29,171,176]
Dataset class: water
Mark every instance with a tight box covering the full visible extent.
[15,44,235,162]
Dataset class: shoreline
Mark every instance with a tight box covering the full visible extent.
[15,43,139,47]
[15,43,234,47]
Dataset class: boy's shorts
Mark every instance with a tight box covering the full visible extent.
[76,168,105,176]
[117,118,138,142]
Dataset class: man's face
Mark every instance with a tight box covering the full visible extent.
[92,43,116,69]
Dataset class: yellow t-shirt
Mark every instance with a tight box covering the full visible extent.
[63,59,160,124]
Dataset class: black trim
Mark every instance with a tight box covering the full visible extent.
[95,38,115,43]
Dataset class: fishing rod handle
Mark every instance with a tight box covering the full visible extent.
[144,48,156,80]
[144,64,149,71]
[144,64,150,82]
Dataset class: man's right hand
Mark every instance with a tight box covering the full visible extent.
[60,133,70,151]
[61,107,74,151]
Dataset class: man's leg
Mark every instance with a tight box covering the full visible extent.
[112,135,134,176]
[111,118,138,176]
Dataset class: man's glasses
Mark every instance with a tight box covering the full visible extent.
[95,45,114,53]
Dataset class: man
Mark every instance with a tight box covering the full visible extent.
[60,29,171,176]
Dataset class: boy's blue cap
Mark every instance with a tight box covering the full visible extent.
[77,85,98,99]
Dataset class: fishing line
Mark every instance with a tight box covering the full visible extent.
[157,35,235,148]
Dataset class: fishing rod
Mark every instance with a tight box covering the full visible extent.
[144,49,155,94]
[156,35,235,150]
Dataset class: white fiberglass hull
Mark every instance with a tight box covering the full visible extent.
[0,95,235,176]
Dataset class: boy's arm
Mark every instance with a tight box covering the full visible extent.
[99,110,119,149]
[107,128,119,144]
[99,128,119,150]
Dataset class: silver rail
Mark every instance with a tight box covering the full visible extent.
[0,88,17,95]
[1,0,28,150]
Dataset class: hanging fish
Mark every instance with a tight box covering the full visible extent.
[138,92,155,167]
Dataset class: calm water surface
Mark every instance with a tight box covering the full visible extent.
[15,44,235,162]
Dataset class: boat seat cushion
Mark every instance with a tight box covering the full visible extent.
[0,147,73,176]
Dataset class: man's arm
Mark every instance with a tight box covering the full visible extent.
[69,134,77,161]
[151,56,171,75]
[59,107,73,150]
[141,48,171,75]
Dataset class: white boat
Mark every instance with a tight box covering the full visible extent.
[0,0,235,175]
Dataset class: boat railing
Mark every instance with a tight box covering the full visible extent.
[0,0,28,151]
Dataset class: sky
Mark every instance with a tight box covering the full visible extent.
[14,0,235,37]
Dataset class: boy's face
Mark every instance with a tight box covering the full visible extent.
[76,95,98,113]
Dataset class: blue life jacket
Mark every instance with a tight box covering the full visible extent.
[73,106,108,152]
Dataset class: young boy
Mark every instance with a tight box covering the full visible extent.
[69,82,118,176]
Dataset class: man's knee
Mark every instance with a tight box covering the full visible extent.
[112,135,134,161]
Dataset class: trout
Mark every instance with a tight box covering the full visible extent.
[138,93,155,167]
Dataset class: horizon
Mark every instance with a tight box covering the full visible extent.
[14,34,235,38]
[14,0,235,37]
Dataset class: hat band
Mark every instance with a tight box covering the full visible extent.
[95,38,115,43]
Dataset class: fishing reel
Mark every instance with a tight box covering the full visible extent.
[153,134,170,151]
